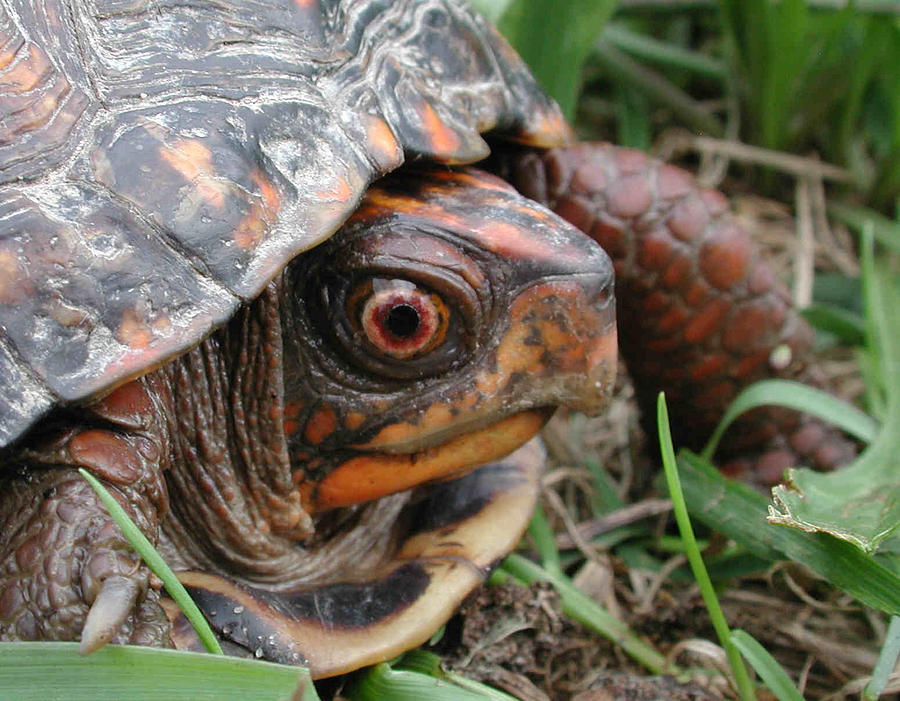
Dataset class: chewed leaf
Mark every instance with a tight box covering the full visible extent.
[676,451,900,615]
[768,445,900,553]
[768,235,899,554]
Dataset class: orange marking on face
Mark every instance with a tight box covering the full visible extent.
[304,403,338,445]
[420,101,461,156]
[354,402,455,449]
[159,139,227,208]
[118,308,153,350]
[364,190,469,230]
[303,410,547,511]
[282,401,305,436]
[428,169,512,193]
[344,411,366,431]
[472,220,557,261]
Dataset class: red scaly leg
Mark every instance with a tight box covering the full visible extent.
[497,143,856,485]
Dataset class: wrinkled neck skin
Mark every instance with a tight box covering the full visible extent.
[156,280,407,588]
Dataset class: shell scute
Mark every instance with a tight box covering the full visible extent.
[0,188,236,405]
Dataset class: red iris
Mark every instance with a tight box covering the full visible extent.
[359,283,447,359]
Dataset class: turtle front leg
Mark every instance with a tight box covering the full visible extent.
[498,143,856,484]
[0,379,171,651]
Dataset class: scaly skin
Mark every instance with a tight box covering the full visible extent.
[497,143,856,484]
[0,379,170,649]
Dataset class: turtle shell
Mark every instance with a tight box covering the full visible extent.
[0,0,571,449]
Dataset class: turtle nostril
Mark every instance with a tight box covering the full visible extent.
[386,304,420,338]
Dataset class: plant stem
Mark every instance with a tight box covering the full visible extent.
[501,553,676,675]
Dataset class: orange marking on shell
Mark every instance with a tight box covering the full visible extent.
[0,250,29,304]
[304,403,338,445]
[364,115,402,169]
[305,411,547,511]
[519,107,575,147]
[118,308,154,350]
[316,175,353,203]
[0,42,16,70]
[232,170,282,250]
[233,213,266,250]
[159,139,227,208]
[1,44,50,93]
[419,101,461,156]
[251,169,282,214]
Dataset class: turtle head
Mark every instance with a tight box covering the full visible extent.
[282,167,616,512]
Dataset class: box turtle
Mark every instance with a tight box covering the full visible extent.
[0,0,854,679]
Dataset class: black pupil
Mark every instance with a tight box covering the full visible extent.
[386,304,420,338]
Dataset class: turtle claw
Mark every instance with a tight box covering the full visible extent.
[79,575,142,655]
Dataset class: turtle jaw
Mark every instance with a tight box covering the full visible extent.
[300,408,552,512]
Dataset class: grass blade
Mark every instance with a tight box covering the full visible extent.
[78,469,223,655]
[345,661,506,701]
[657,395,756,701]
[0,643,317,701]
[730,630,804,701]
[864,616,900,700]
[701,379,879,461]
[500,553,675,675]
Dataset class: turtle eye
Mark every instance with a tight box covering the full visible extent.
[349,279,449,359]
